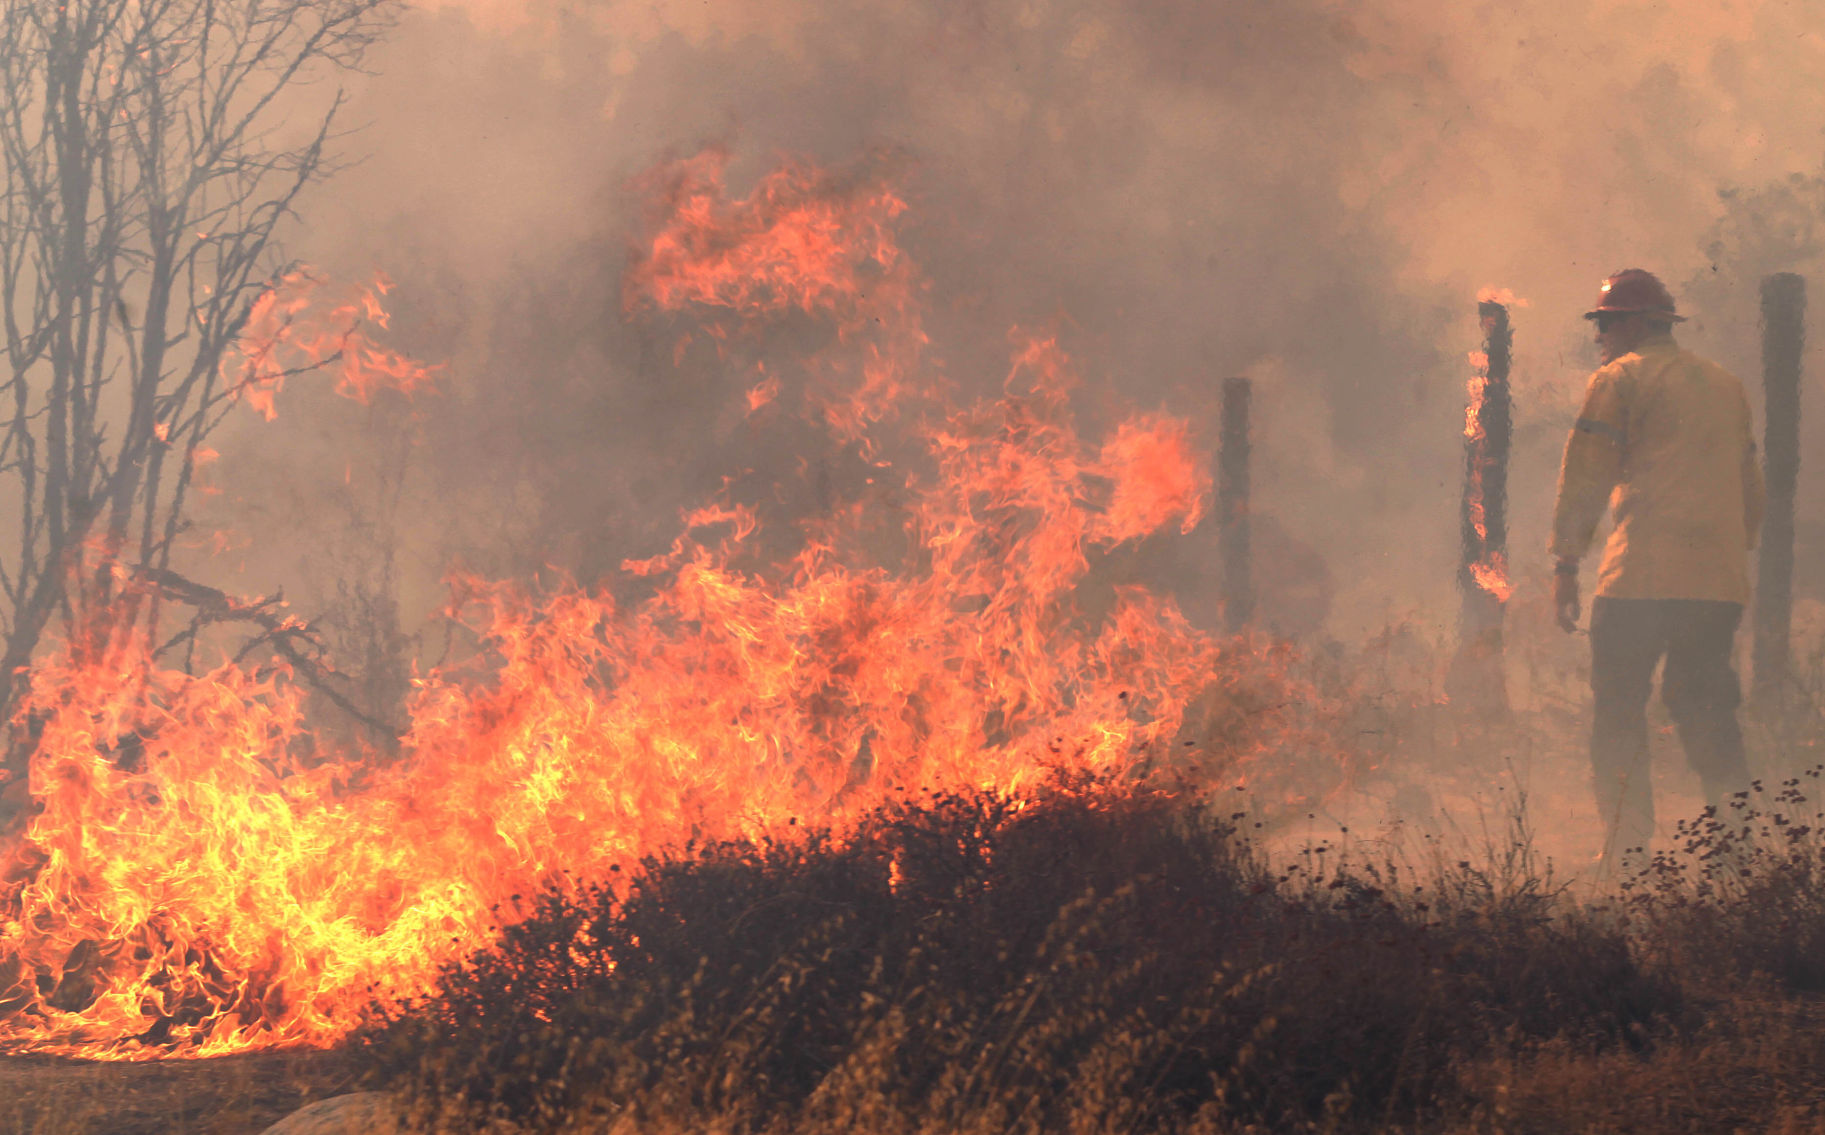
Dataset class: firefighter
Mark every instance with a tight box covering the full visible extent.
[1549,268,1765,872]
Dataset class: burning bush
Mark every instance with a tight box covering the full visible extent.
[361,783,1678,1134]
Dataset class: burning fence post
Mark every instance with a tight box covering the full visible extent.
[1220,377,1254,632]
[1448,299,1513,715]
[1754,272,1805,704]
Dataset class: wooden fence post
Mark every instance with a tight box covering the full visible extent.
[1448,299,1513,714]
[1754,272,1804,703]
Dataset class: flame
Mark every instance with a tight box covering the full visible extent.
[1474,286,1528,308]
[1463,365,1489,441]
[625,150,908,323]
[746,372,782,415]
[224,271,439,419]
[0,155,1334,1059]
[1095,415,1210,540]
[624,150,932,445]
[1468,553,1514,604]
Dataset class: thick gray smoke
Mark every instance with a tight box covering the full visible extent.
[196,0,1825,687]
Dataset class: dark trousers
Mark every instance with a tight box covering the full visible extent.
[1589,597,1750,859]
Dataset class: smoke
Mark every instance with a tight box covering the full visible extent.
[196,0,1825,658]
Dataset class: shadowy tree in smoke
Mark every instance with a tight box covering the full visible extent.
[1688,168,1825,366]
[0,0,401,788]
[1700,172,1825,281]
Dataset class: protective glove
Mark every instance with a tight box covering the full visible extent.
[1553,564,1581,633]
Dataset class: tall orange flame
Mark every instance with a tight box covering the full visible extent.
[624,150,930,445]
[0,155,1330,1058]
[1462,348,1512,603]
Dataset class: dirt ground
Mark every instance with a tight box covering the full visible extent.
[0,1047,356,1135]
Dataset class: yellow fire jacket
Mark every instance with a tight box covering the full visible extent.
[1549,334,1764,604]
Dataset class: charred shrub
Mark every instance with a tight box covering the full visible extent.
[360,784,1677,1133]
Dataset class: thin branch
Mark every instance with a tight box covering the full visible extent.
[139,564,400,740]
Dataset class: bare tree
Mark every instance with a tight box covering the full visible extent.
[0,0,399,756]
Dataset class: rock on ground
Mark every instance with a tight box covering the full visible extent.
[257,1091,400,1135]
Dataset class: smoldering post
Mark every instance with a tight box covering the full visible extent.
[1467,298,1513,598]
[1753,272,1804,704]
[1448,298,1512,714]
[1219,376,1253,633]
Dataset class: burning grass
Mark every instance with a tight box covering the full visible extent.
[10,769,1825,1133]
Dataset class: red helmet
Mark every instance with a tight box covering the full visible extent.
[1584,268,1685,321]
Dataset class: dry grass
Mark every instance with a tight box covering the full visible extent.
[0,1048,354,1135]
[1439,995,1825,1135]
